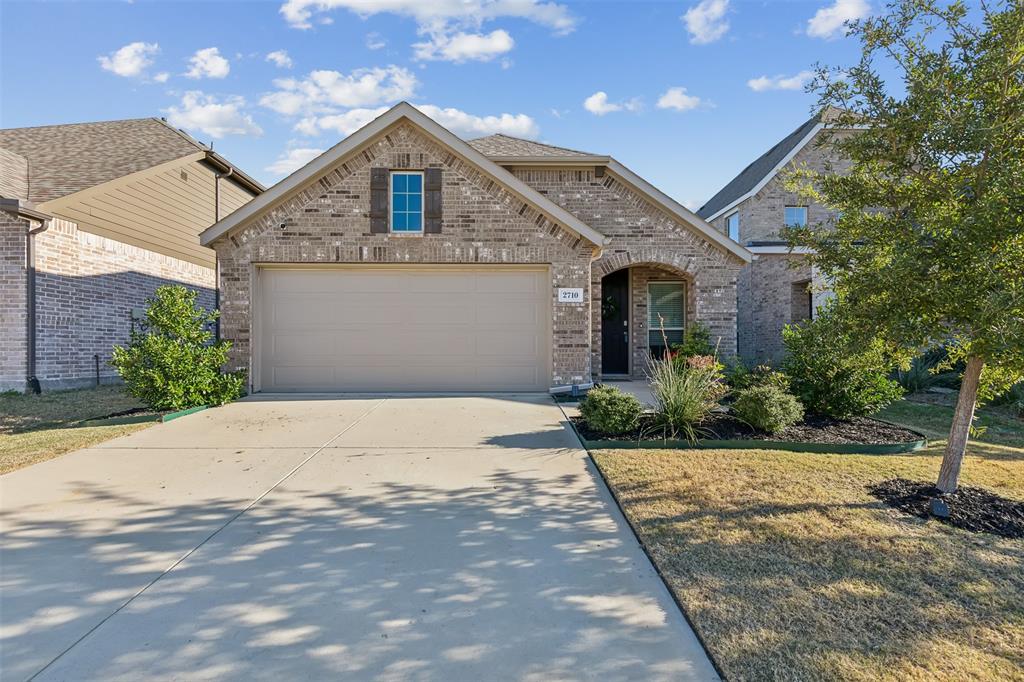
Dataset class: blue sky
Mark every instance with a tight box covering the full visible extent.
[1,0,878,209]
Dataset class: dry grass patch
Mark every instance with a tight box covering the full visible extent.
[0,386,153,474]
[592,407,1024,681]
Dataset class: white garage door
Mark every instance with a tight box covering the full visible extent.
[256,266,551,392]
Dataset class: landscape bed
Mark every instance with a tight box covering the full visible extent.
[571,412,927,454]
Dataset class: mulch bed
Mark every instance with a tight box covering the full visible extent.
[573,412,923,446]
[869,478,1024,539]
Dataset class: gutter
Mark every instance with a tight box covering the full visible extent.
[1,198,53,393]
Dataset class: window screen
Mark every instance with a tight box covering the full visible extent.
[648,282,686,355]
[391,172,423,232]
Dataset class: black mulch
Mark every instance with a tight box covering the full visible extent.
[869,478,1024,539]
[572,412,923,445]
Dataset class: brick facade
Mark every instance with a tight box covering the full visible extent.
[708,130,849,365]
[213,122,595,389]
[0,213,29,391]
[510,169,742,379]
[0,216,215,391]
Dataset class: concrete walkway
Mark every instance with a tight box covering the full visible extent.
[0,394,717,681]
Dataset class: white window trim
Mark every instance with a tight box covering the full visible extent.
[726,211,740,242]
[389,170,424,234]
[647,280,687,350]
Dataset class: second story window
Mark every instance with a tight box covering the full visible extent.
[784,206,808,228]
[390,171,423,232]
[726,212,740,242]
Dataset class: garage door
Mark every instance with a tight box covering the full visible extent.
[256,266,551,392]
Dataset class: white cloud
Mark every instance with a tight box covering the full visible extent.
[413,29,514,62]
[657,86,702,111]
[683,0,729,45]
[807,0,870,39]
[153,72,170,83]
[583,91,640,116]
[164,92,263,138]
[365,32,386,50]
[260,65,418,116]
[295,104,538,140]
[98,42,159,78]
[747,70,814,92]
[279,0,576,34]
[265,147,324,175]
[266,50,294,69]
[185,47,230,79]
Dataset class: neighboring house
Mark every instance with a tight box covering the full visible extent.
[698,108,851,365]
[0,118,263,391]
[201,102,751,394]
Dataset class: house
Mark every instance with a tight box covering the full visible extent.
[697,108,851,365]
[0,118,263,392]
[201,102,751,393]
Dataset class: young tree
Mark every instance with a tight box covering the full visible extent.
[785,0,1024,492]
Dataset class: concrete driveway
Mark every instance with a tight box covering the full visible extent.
[1,394,717,681]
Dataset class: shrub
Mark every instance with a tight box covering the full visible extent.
[111,286,245,411]
[893,348,946,393]
[648,354,728,443]
[727,362,790,392]
[992,381,1024,417]
[733,384,805,434]
[670,322,715,360]
[782,311,903,419]
[579,386,644,435]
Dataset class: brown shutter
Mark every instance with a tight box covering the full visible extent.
[424,167,442,234]
[370,168,389,233]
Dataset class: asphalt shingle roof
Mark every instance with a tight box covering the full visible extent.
[467,134,598,158]
[0,118,206,203]
[696,114,821,219]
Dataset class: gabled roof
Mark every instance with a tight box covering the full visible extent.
[697,114,823,222]
[0,117,262,204]
[468,134,597,159]
[200,102,608,248]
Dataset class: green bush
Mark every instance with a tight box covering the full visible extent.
[782,311,903,419]
[992,380,1024,417]
[727,362,790,392]
[670,322,715,360]
[649,354,728,443]
[111,286,245,411]
[733,384,805,434]
[579,386,644,435]
[893,348,947,393]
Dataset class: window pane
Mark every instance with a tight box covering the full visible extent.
[727,213,739,241]
[406,174,422,192]
[407,194,422,212]
[406,211,422,231]
[784,206,807,227]
[392,174,407,192]
[393,194,407,211]
[392,212,407,230]
[648,282,685,330]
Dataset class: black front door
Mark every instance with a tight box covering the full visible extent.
[601,269,629,375]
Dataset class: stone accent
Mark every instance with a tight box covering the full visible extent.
[737,254,811,365]
[0,212,28,391]
[0,217,215,391]
[510,168,743,378]
[213,122,595,390]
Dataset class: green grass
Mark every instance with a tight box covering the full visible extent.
[0,386,154,475]
[591,398,1024,681]
[878,399,1023,448]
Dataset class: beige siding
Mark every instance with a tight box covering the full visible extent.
[40,155,257,268]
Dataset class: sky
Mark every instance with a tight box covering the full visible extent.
[1,0,881,210]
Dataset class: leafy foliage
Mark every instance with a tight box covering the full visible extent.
[783,308,903,419]
[727,363,791,393]
[733,384,805,435]
[670,322,715,360]
[648,354,728,443]
[579,386,644,435]
[111,286,245,411]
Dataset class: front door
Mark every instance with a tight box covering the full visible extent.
[600,269,629,375]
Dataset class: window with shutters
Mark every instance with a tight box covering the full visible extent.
[390,171,423,232]
[647,281,686,358]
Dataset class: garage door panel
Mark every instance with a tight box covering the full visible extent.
[258,267,551,392]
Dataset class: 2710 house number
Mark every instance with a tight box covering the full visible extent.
[557,288,584,303]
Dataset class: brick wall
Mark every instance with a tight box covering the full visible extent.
[0,213,28,391]
[510,168,742,377]
[29,218,215,389]
[213,122,595,389]
[738,254,811,365]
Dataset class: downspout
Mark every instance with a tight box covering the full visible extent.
[25,217,51,394]
[213,167,232,341]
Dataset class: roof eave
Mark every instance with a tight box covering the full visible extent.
[203,151,266,194]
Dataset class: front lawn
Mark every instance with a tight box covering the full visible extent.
[0,386,154,475]
[591,400,1023,681]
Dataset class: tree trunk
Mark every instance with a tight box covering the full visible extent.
[936,356,984,494]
